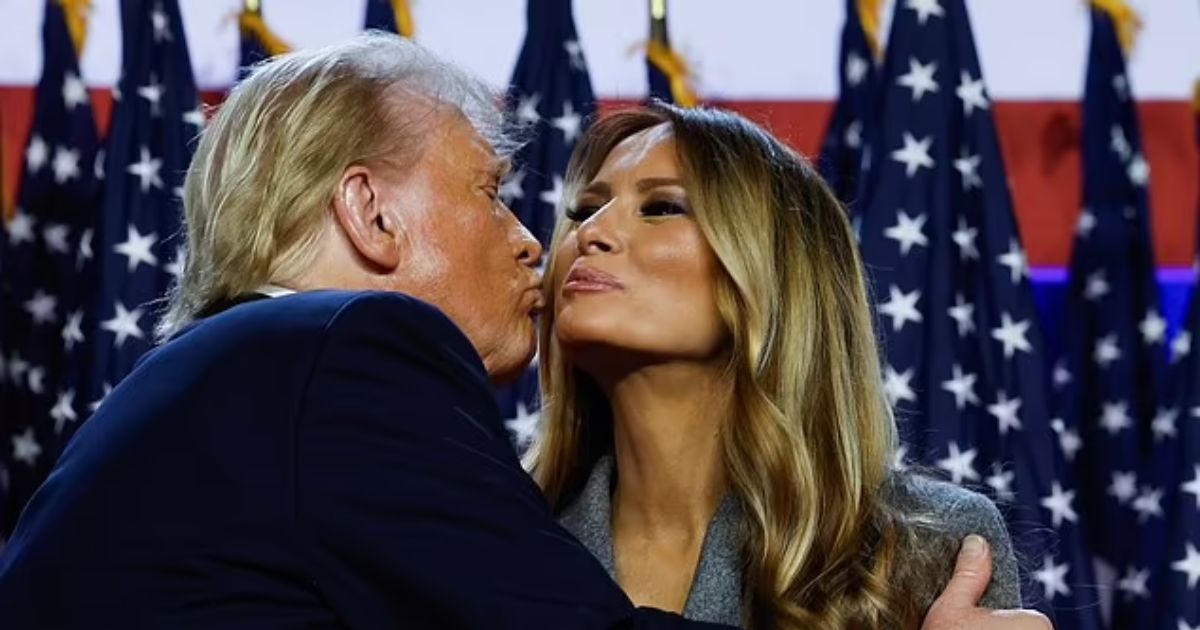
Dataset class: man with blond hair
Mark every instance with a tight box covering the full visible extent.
[0,34,1048,630]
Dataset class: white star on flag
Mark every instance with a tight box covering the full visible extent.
[953,149,982,190]
[563,39,585,70]
[516,93,541,123]
[137,75,164,117]
[996,239,1028,284]
[62,310,86,351]
[952,217,979,260]
[23,290,58,325]
[947,294,975,337]
[7,209,35,246]
[897,57,939,102]
[1032,556,1071,599]
[878,285,923,332]
[936,442,979,485]
[504,402,541,450]
[1172,331,1192,364]
[1050,418,1082,461]
[182,106,205,130]
[27,366,46,394]
[1094,333,1122,368]
[12,427,43,467]
[25,135,48,173]
[845,52,869,87]
[1152,407,1179,441]
[127,146,164,192]
[539,175,564,208]
[1109,470,1138,504]
[1110,125,1131,161]
[42,223,71,254]
[1084,269,1110,301]
[985,464,1015,503]
[883,365,918,407]
[1127,152,1150,186]
[114,225,159,272]
[941,364,979,410]
[62,71,89,110]
[51,146,81,184]
[500,169,526,203]
[1076,209,1097,238]
[78,228,94,268]
[845,120,863,148]
[1172,543,1200,590]
[891,132,935,177]
[1140,310,1167,345]
[905,0,945,24]
[164,248,186,280]
[100,302,146,348]
[991,312,1032,359]
[1052,361,1073,388]
[884,210,928,255]
[89,383,114,413]
[1182,465,1200,510]
[987,392,1023,434]
[1040,481,1079,527]
[1117,566,1151,600]
[1131,486,1164,523]
[1112,74,1129,99]
[8,353,29,385]
[151,4,172,42]
[552,101,583,143]
[1100,400,1133,435]
[50,390,78,435]
[955,71,989,116]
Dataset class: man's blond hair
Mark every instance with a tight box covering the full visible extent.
[158,32,517,339]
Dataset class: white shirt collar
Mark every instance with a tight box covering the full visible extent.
[256,284,297,298]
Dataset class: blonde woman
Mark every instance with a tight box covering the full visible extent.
[531,104,1029,628]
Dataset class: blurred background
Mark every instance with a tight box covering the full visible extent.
[0,1,1197,628]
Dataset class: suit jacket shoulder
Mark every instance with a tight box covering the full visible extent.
[889,473,1023,611]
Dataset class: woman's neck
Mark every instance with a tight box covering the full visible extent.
[604,362,730,539]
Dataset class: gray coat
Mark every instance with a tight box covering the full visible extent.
[558,456,1022,627]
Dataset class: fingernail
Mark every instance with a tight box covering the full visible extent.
[961,534,987,559]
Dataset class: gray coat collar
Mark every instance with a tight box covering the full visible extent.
[557,456,745,627]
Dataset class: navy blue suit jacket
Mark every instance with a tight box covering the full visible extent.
[0,291,731,629]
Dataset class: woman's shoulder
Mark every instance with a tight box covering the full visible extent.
[886,472,1023,610]
[891,473,1007,536]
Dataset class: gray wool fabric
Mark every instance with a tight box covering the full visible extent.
[557,456,1022,628]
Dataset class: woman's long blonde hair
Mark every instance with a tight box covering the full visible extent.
[529,105,932,627]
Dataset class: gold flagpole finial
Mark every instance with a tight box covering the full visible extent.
[57,0,92,56]
[1089,0,1142,55]
[245,0,261,13]
[857,0,882,61]
[391,0,415,39]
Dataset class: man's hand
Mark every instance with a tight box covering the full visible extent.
[922,535,1053,630]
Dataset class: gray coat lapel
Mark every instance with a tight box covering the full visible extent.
[557,456,745,627]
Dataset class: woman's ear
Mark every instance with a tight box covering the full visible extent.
[330,165,402,271]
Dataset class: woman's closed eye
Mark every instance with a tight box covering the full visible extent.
[640,199,689,218]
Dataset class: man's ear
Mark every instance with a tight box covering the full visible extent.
[330,165,402,271]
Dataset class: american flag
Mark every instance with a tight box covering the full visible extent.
[1057,5,1169,628]
[1145,84,1200,630]
[79,0,200,427]
[498,0,597,453]
[364,0,414,37]
[238,3,290,76]
[855,0,1066,617]
[645,0,696,107]
[818,0,879,213]
[0,0,102,539]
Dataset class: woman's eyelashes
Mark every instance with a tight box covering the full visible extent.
[565,197,689,222]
